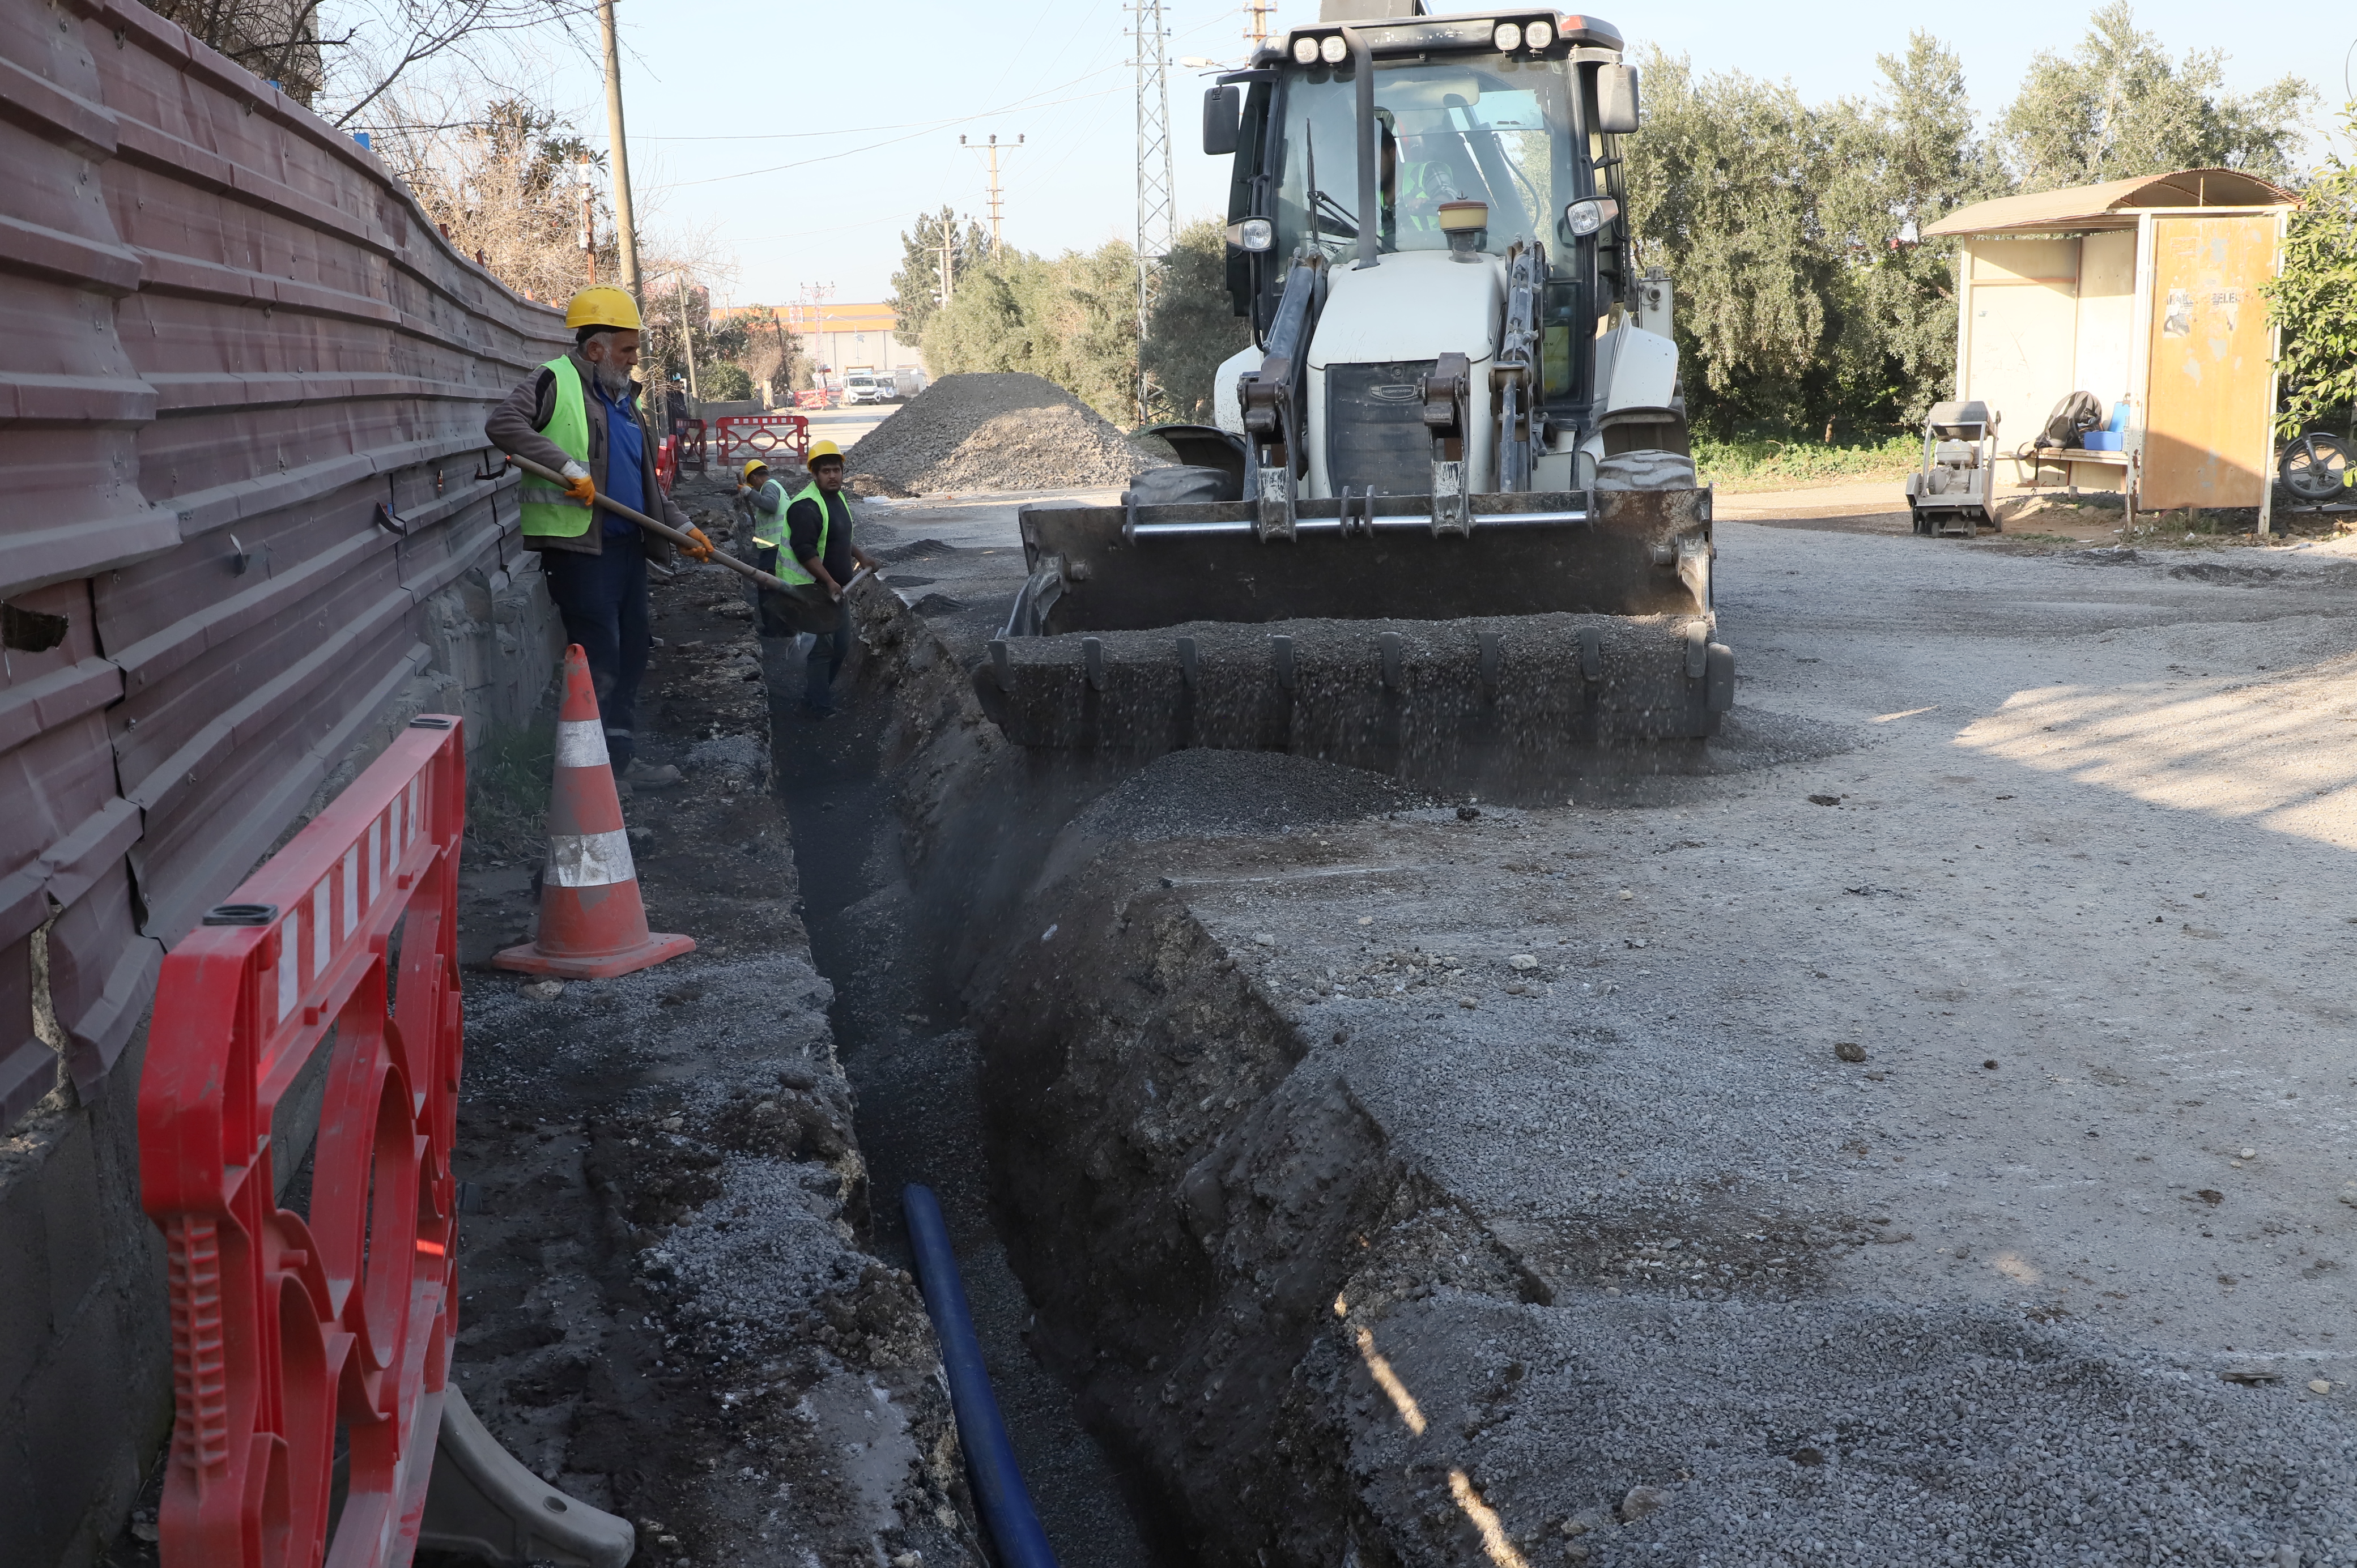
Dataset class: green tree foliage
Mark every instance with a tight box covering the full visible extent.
[1822,35,1997,427]
[920,241,1133,425]
[1994,2,2312,190]
[699,362,754,401]
[731,306,805,398]
[1625,51,1842,428]
[1144,219,1254,423]
[1628,10,2311,440]
[2263,107,2357,436]
[888,208,994,345]
[1627,35,1988,436]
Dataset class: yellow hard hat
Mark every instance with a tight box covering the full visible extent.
[807,440,845,466]
[741,458,769,480]
[565,286,642,331]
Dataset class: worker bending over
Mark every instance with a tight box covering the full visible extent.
[735,457,789,556]
[487,286,714,786]
[780,440,878,718]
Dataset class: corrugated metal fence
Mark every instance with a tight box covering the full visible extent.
[0,0,567,1128]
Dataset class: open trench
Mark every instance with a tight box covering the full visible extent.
[735,492,2357,1568]
[764,679,1175,1567]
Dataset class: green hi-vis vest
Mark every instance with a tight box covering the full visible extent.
[519,357,593,539]
[775,480,849,587]
[749,479,792,550]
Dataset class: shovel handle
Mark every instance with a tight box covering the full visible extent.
[502,451,794,594]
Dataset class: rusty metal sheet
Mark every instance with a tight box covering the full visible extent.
[0,0,567,1115]
[2142,214,2279,512]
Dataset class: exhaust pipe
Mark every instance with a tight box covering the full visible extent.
[1344,26,1378,271]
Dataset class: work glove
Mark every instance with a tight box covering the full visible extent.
[559,461,595,506]
[681,525,716,564]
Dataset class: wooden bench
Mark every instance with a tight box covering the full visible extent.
[2021,445,2129,496]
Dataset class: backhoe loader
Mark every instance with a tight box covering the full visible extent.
[976,3,1731,776]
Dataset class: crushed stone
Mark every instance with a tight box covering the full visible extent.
[845,373,1173,495]
[685,733,765,777]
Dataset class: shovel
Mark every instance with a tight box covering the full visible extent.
[504,451,797,593]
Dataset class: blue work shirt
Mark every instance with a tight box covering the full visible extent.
[594,380,646,536]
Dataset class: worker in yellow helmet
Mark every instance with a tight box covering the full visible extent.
[485,286,715,789]
[777,439,878,718]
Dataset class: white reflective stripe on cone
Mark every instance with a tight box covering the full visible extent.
[555,719,610,769]
[545,829,636,888]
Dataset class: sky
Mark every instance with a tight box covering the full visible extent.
[496,0,2357,310]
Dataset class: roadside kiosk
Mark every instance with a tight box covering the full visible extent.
[1922,169,2296,531]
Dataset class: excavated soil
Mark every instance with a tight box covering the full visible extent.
[802,505,2357,1567]
[845,373,1173,496]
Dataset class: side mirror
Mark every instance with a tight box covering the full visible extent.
[1203,84,1241,156]
[1598,63,1641,135]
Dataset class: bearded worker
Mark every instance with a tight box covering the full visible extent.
[487,286,714,789]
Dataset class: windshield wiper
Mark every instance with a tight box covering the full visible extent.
[1312,189,1360,237]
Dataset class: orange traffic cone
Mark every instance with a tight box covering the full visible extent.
[492,645,695,979]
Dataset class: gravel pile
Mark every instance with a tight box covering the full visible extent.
[845,373,1172,495]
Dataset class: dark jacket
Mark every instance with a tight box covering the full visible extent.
[483,348,690,559]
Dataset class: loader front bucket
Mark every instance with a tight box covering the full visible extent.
[973,486,1735,774]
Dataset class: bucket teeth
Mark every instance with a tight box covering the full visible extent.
[972,613,1731,768]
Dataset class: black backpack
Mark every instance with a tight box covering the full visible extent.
[2038,391,2105,450]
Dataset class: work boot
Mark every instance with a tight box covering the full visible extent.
[621,758,682,789]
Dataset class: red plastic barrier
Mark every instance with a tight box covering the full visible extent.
[713,412,812,465]
[141,717,468,1568]
[655,433,678,496]
[793,389,833,411]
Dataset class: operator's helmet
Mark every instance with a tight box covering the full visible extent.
[1395,144,1469,228]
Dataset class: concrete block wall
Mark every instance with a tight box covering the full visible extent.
[0,1024,171,1568]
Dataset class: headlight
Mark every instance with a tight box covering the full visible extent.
[1291,35,1318,64]
[1492,21,1522,51]
[1563,196,1620,237]
[1318,33,1347,63]
[1228,218,1274,252]
[1525,19,1554,48]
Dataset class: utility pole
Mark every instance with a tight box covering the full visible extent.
[793,283,836,395]
[959,135,1022,251]
[577,159,597,284]
[671,274,701,404]
[1128,0,1176,425]
[595,0,641,304]
[1244,0,1274,51]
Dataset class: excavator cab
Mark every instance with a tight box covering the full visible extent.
[977,6,1731,781]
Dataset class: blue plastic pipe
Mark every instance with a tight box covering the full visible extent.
[901,1183,1062,1568]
